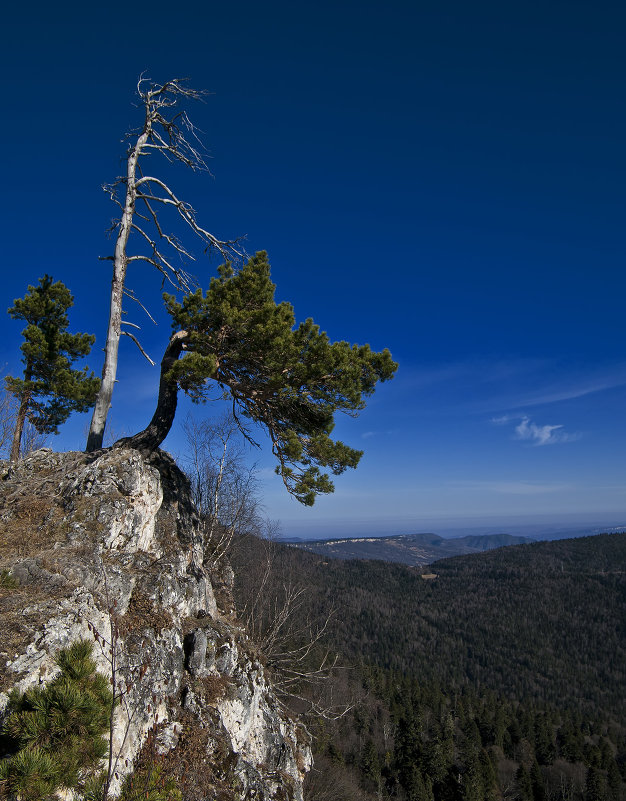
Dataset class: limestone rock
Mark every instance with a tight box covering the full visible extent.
[0,448,310,800]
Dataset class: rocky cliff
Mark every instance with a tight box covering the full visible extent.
[0,447,311,800]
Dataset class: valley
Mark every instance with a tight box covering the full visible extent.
[289,531,534,566]
[229,531,626,801]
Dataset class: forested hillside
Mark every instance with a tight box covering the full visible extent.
[229,532,626,801]
[290,532,533,565]
[307,533,626,713]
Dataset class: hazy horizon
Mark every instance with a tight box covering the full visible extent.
[276,511,626,542]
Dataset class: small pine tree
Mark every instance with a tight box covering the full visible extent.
[0,640,114,800]
[516,764,534,801]
[585,766,607,801]
[359,738,382,793]
[480,749,499,801]
[530,760,547,801]
[607,759,622,801]
[6,275,100,462]
[118,764,182,801]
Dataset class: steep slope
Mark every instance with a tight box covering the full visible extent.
[0,448,310,800]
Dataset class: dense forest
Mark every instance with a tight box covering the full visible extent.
[305,533,626,713]
[228,533,626,801]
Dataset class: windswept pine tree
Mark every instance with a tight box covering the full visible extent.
[119,252,397,504]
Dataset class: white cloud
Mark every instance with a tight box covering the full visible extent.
[492,414,581,446]
[361,429,397,439]
[515,416,561,445]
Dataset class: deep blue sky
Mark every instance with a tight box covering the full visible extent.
[2,0,625,537]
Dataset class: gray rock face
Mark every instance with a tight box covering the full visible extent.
[0,448,311,800]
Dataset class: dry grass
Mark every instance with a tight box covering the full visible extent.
[0,473,79,690]
[0,498,65,564]
[154,710,240,801]
[193,674,231,705]
[0,582,69,691]
[118,589,174,636]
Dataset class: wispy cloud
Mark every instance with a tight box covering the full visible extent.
[449,479,570,495]
[448,479,570,495]
[505,373,626,409]
[361,429,397,439]
[403,358,626,414]
[491,414,581,446]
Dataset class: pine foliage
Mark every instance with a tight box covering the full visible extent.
[6,275,99,458]
[164,252,397,504]
[0,640,114,801]
[118,764,182,801]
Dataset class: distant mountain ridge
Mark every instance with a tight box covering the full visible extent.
[289,531,532,566]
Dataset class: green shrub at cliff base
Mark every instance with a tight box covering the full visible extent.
[0,640,114,801]
[117,764,182,801]
[0,570,18,589]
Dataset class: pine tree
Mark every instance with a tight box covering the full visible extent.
[606,759,621,801]
[394,713,424,795]
[534,714,556,765]
[0,640,114,801]
[516,764,534,801]
[530,760,547,801]
[360,738,382,793]
[480,749,499,801]
[6,276,99,461]
[120,252,397,504]
[585,766,607,801]
[461,750,485,801]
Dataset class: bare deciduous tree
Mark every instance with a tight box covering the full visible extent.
[182,413,259,566]
[0,387,46,460]
[182,413,348,719]
[86,77,242,452]
[228,530,350,720]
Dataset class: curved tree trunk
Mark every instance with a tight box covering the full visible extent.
[9,391,30,464]
[114,331,188,455]
[10,363,33,463]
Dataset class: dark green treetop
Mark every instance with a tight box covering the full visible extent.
[6,275,100,461]
[124,252,397,505]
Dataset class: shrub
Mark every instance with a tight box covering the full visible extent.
[0,640,114,800]
[118,763,182,801]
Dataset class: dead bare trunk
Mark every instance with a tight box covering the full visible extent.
[85,79,241,452]
[86,125,150,452]
[114,330,188,454]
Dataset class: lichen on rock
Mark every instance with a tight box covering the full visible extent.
[0,447,311,800]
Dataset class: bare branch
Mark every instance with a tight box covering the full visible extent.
[123,287,159,325]
[121,331,155,365]
[135,176,243,260]
[129,224,196,291]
